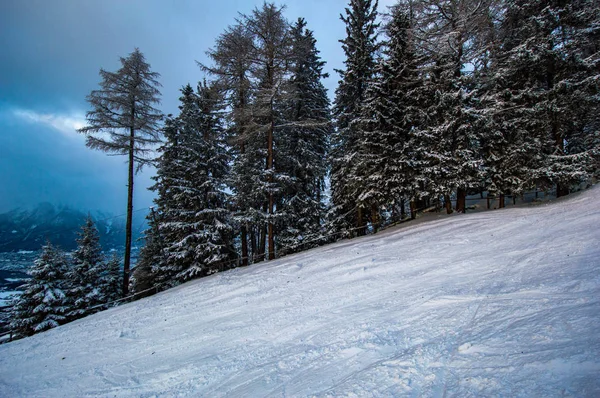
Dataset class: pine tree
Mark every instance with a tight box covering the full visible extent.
[353,5,426,225]
[481,0,599,202]
[151,82,235,286]
[329,0,379,238]
[478,19,544,205]
[9,242,69,338]
[99,253,122,304]
[149,112,185,285]
[67,216,105,320]
[239,2,292,260]
[205,4,292,263]
[131,212,163,297]
[413,0,487,213]
[184,81,235,276]
[277,18,331,253]
[229,130,267,264]
[79,48,163,295]
[203,24,255,265]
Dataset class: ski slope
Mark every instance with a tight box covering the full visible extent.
[1,188,599,397]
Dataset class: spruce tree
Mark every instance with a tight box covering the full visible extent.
[10,242,69,338]
[79,48,163,295]
[481,0,599,201]
[67,216,104,319]
[277,18,331,253]
[206,4,292,262]
[185,81,235,276]
[151,82,235,286]
[99,253,122,304]
[203,24,255,265]
[149,112,186,285]
[329,0,379,238]
[353,5,425,224]
[239,3,292,260]
[131,212,163,297]
[413,0,487,213]
[229,129,267,263]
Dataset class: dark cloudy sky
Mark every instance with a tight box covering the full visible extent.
[0,0,393,215]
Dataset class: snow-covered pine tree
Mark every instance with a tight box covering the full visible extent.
[78,48,163,295]
[151,82,235,286]
[131,212,163,297]
[277,18,331,254]
[481,0,599,201]
[9,242,70,338]
[229,130,267,263]
[67,215,105,320]
[184,81,235,276]
[353,5,426,225]
[477,0,544,206]
[239,3,292,260]
[203,24,255,265]
[567,0,600,178]
[150,110,188,285]
[412,0,486,213]
[329,0,379,238]
[98,252,122,304]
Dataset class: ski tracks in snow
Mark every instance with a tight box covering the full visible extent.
[1,188,600,396]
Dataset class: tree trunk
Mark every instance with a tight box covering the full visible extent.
[410,200,416,220]
[357,206,364,236]
[456,187,466,214]
[400,198,406,220]
[556,183,569,198]
[371,203,379,233]
[267,109,275,259]
[250,226,257,263]
[499,193,505,209]
[123,126,135,297]
[258,221,266,263]
[268,220,274,260]
[550,63,569,199]
[238,139,248,266]
[444,194,452,214]
[241,224,248,266]
[266,56,276,261]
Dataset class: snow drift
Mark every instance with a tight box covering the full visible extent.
[1,187,599,397]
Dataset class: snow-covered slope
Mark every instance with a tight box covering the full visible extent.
[1,188,599,397]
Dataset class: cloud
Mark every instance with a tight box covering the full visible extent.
[11,108,86,138]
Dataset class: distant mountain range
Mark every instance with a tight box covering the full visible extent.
[0,203,148,252]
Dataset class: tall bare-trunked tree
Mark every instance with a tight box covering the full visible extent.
[79,48,163,295]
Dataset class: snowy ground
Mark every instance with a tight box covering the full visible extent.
[1,187,599,397]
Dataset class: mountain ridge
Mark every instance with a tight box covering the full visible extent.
[0,203,148,252]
